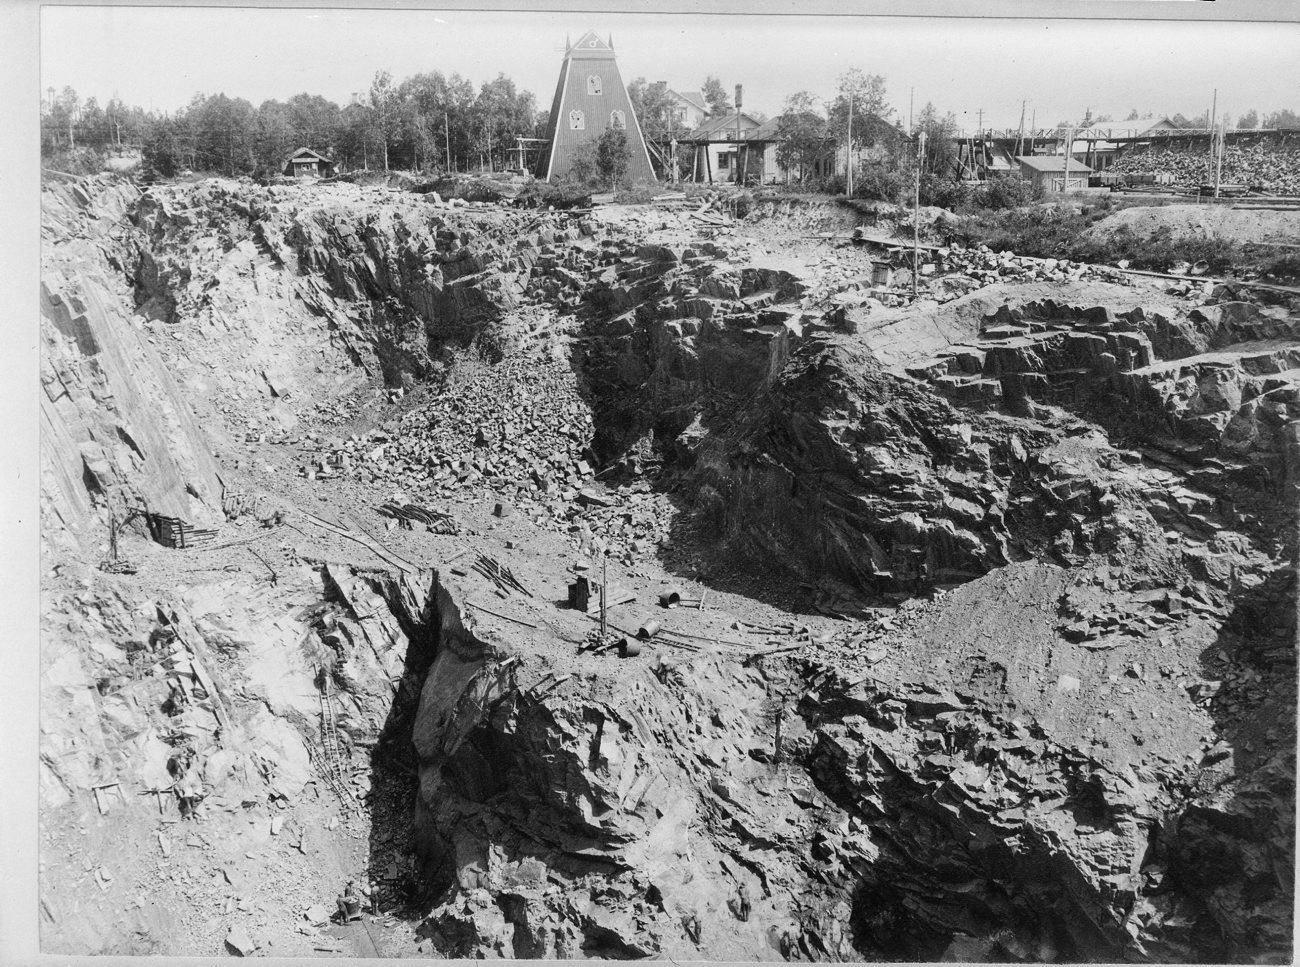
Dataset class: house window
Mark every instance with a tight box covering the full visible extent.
[587,75,602,95]
[610,110,625,130]
[718,151,734,169]
[569,110,585,130]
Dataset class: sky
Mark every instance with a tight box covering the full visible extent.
[38,6,1300,132]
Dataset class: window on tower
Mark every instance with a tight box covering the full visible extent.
[569,110,585,130]
[610,110,626,130]
[587,75,602,95]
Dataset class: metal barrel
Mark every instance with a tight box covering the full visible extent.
[637,619,661,639]
[658,590,682,608]
[620,637,643,658]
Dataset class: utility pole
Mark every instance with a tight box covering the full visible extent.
[1063,125,1072,193]
[1029,108,1036,155]
[909,87,914,133]
[845,87,854,198]
[444,112,451,173]
[734,83,744,185]
[1209,89,1217,138]
[1016,100,1026,158]
[913,131,924,300]
[1214,111,1226,198]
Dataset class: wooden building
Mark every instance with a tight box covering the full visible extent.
[283,148,335,178]
[680,112,779,184]
[666,90,709,131]
[537,31,656,184]
[1015,155,1094,192]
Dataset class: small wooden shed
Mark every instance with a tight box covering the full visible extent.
[283,148,336,178]
[1015,155,1093,193]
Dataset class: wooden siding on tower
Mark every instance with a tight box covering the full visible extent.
[539,34,656,184]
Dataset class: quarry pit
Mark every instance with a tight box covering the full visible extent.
[38,173,1298,962]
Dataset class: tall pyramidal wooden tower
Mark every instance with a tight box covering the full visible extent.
[538,31,657,184]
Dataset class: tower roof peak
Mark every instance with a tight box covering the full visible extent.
[569,30,613,56]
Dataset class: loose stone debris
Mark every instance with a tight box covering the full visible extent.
[38,172,1297,963]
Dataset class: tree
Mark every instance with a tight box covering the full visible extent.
[255,99,296,172]
[190,93,257,174]
[472,73,536,171]
[594,127,631,188]
[1124,109,1142,122]
[912,101,959,177]
[369,70,399,170]
[702,75,731,117]
[287,93,341,153]
[775,91,829,181]
[78,97,109,150]
[105,96,133,147]
[143,115,181,176]
[338,101,373,170]
[1171,111,1209,130]
[827,69,892,148]
[827,69,898,181]
[1237,108,1259,129]
[627,78,679,142]
[1264,108,1300,128]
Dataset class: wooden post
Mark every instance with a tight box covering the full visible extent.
[600,553,608,639]
[1016,100,1026,158]
[913,131,924,299]
[774,698,784,764]
[1063,126,1072,193]
[845,88,854,198]
[1214,114,1225,199]
[734,84,743,185]
[444,113,451,172]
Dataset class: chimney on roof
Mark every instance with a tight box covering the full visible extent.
[608,33,613,48]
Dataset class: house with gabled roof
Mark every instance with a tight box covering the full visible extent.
[678,111,786,184]
[666,90,709,130]
[283,148,335,178]
[537,30,657,184]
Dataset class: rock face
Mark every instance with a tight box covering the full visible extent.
[41,178,226,548]
[37,176,1296,963]
[673,291,1298,598]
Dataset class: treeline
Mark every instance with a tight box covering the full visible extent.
[41,70,544,177]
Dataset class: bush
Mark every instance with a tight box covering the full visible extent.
[513,181,591,209]
[1260,253,1300,284]
[42,147,111,176]
[854,164,910,205]
[971,175,1040,210]
[920,174,973,211]
[595,128,631,189]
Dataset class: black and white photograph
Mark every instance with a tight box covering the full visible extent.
[6,1,1300,962]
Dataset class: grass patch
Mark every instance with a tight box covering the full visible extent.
[957,204,1242,274]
